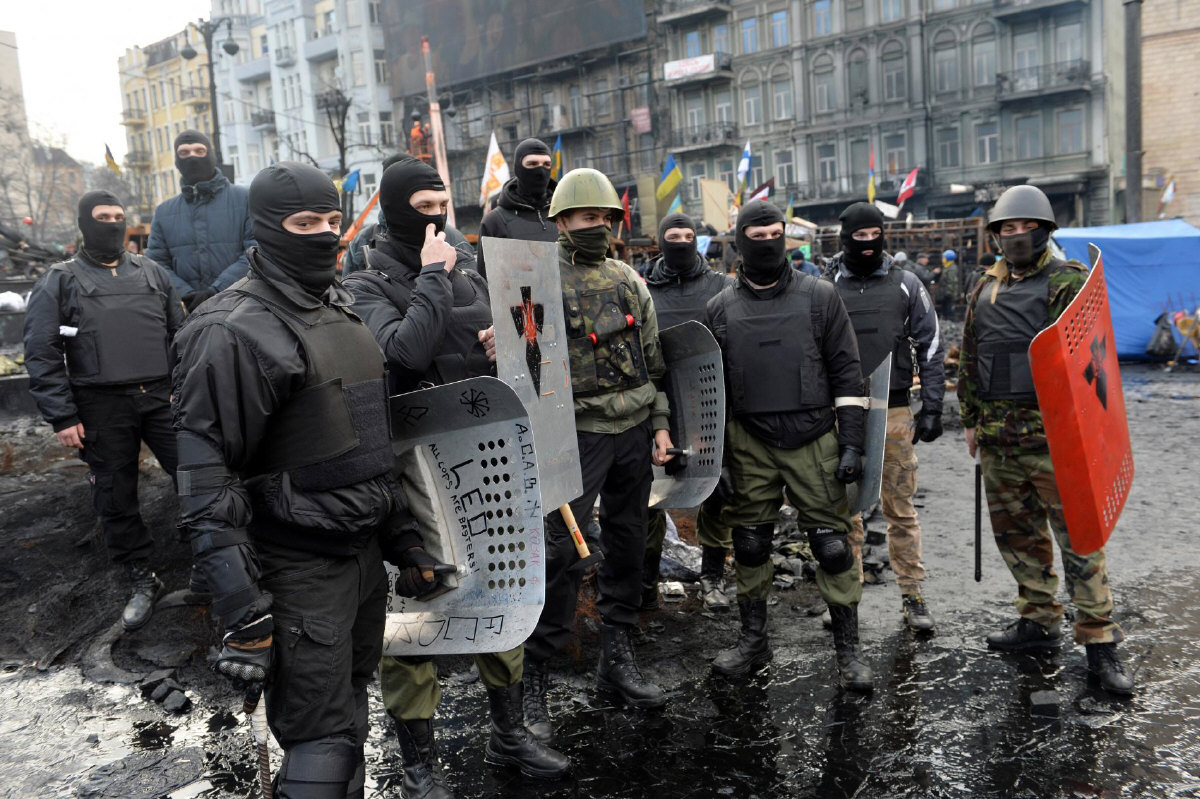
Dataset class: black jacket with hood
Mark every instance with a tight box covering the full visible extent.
[476,176,558,278]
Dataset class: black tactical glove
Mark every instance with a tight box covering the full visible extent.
[216,614,273,689]
[912,410,944,444]
[835,445,863,485]
[182,287,216,312]
[393,547,455,600]
[714,467,735,504]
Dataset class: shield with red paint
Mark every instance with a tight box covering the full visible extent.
[1029,244,1134,554]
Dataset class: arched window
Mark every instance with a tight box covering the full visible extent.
[881,41,906,102]
[933,30,959,93]
[813,54,836,113]
[847,49,868,104]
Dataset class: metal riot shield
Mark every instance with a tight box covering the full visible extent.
[384,377,546,656]
[846,354,891,516]
[649,321,726,509]
[480,237,583,510]
[1029,245,1133,555]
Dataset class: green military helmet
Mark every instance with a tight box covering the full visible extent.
[988,184,1057,233]
[548,168,624,220]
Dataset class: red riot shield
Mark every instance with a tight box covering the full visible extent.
[1028,244,1134,555]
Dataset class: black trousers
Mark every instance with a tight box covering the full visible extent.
[75,383,178,565]
[257,534,388,748]
[524,419,653,663]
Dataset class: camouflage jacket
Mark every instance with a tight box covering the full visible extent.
[958,248,1087,451]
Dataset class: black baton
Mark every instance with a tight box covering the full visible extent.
[974,454,983,583]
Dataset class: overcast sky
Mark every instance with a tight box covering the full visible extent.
[6,0,211,166]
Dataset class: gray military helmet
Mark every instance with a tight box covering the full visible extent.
[988,185,1057,233]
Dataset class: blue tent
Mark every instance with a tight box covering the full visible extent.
[1054,219,1200,359]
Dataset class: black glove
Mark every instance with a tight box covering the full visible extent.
[912,410,944,444]
[835,445,863,484]
[714,466,735,504]
[182,287,216,312]
[216,614,273,689]
[393,547,455,600]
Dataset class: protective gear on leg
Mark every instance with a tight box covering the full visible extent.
[121,561,164,632]
[392,718,453,799]
[732,524,774,568]
[1085,642,1134,696]
[273,736,361,799]
[595,622,666,709]
[521,660,553,745]
[484,682,571,779]
[700,546,730,612]
[828,604,874,693]
[807,528,854,574]
[711,599,771,676]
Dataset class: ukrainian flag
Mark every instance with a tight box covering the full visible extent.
[551,135,563,181]
[656,154,683,218]
[104,145,121,175]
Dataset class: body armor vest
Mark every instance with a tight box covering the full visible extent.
[836,268,915,392]
[718,275,830,416]
[52,256,170,386]
[234,278,394,491]
[973,261,1056,401]
[561,258,649,398]
[648,268,728,330]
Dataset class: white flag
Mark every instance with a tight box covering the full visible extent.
[479,131,510,206]
[736,141,752,195]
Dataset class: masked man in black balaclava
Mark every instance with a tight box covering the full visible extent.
[642,212,734,613]
[173,162,421,798]
[24,191,185,633]
[344,157,570,794]
[146,130,254,312]
[477,137,558,279]
[703,199,875,692]
[826,201,945,635]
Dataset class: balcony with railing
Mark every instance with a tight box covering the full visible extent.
[994,0,1087,18]
[125,149,152,168]
[663,52,733,86]
[250,110,276,131]
[236,55,271,83]
[121,108,147,127]
[658,1,732,25]
[304,32,339,62]
[997,60,1091,101]
[181,87,210,109]
[274,46,295,67]
[668,122,739,153]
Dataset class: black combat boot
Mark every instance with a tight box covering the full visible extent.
[595,622,667,708]
[1085,642,1134,696]
[521,660,554,744]
[393,718,453,799]
[902,594,936,633]
[986,618,1062,652]
[711,599,772,676]
[699,546,731,612]
[121,562,164,632]
[828,604,874,693]
[484,682,571,780]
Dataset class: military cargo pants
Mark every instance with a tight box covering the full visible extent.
[722,421,861,608]
[981,447,1123,645]
[381,646,524,721]
[847,406,926,595]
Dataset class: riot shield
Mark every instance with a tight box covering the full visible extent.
[649,321,726,509]
[480,237,583,511]
[846,354,891,516]
[383,377,546,656]
[1029,245,1133,555]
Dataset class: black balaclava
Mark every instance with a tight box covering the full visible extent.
[838,202,887,277]
[174,130,217,186]
[249,161,341,296]
[997,226,1051,273]
[736,200,787,285]
[77,190,126,264]
[513,138,552,201]
[657,212,698,275]
[378,156,447,267]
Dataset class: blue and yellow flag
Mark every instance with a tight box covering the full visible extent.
[341,168,361,193]
[867,144,876,204]
[656,154,683,218]
[104,144,121,175]
[551,135,563,181]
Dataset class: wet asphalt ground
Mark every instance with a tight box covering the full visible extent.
[1,362,1198,798]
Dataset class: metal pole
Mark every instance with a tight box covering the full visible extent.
[205,24,224,167]
[1124,0,1143,223]
[422,35,456,228]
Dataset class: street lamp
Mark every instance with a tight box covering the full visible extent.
[180,17,240,167]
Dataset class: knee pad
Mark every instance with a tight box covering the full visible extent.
[732,524,774,568]
[807,527,853,573]
[275,736,361,799]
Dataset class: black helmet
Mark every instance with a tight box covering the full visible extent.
[988,185,1056,233]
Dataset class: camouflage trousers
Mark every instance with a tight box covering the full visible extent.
[981,447,1123,645]
[847,406,926,595]
[380,646,524,721]
[645,493,731,576]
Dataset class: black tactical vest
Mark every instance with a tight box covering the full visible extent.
[359,250,493,391]
[835,267,915,390]
[234,278,394,492]
[648,268,729,330]
[52,256,170,386]
[973,262,1054,401]
[561,258,649,398]
[717,275,830,416]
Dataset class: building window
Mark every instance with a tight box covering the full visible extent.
[719,158,735,191]
[880,0,903,23]
[685,91,706,128]
[1014,30,1039,75]
[846,0,865,31]
[1055,21,1082,64]
[976,121,999,163]
[640,133,655,170]
[883,47,907,101]
[776,147,795,186]
[1016,115,1041,159]
[635,70,650,107]
[750,153,764,187]
[743,84,762,125]
[818,143,837,183]
[358,112,372,145]
[715,88,732,122]
[812,0,832,36]
[741,18,758,54]
[688,162,706,200]
[973,38,996,87]
[933,0,955,9]
[884,133,907,173]
[598,138,615,175]
[374,49,388,85]
[937,127,960,167]
[815,68,835,112]
[569,84,583,126]
[770,11,789,48]
[346,0,360,27]
[1058,108,1084,153]
[259,33,269,54]
[934,47,959,93]
[368,0,382,24]
[684,30,701,58]
[848,51,868,104]
[351,50,366,86]
[594,78,611,117]
[713,23,730,54]
[772,78,793,119]
[379,111,394,145]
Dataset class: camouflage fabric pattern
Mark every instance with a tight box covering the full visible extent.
[957,248,1087,450]
[981,447,1123,645]
[561,255,649,397]
[847,406,926,594]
